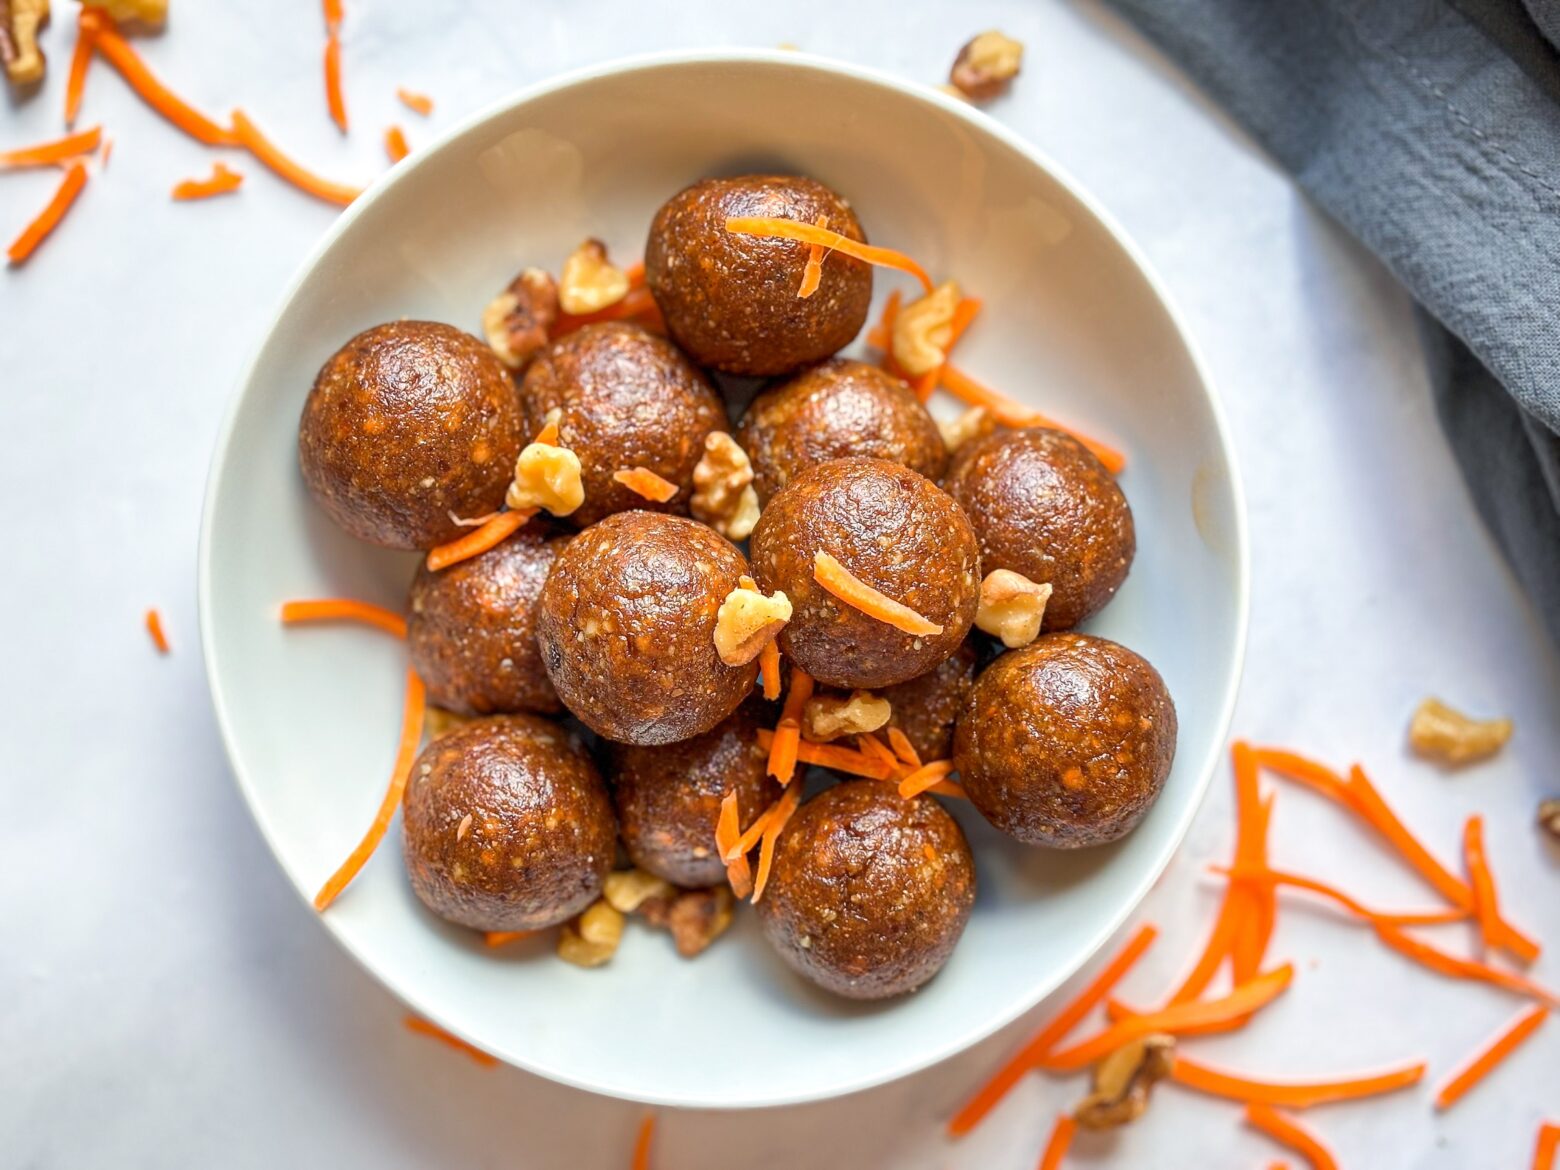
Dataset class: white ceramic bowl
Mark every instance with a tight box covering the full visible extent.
[200,49,1247,1109]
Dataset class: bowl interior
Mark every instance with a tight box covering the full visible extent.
[200,52,1246,1109]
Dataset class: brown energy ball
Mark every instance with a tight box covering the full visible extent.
[298,320,524,549]
[756,781,976,999]
[401,715,615,931]
[607,701,780,887]
[944,427,1135,631]
[536,510,759,745]
[518,321,727,529]
[645,175,873,376]
[882,640,979,763]
[749,457,980,689]
[735,358,948,505]
[406,523,570,716]
[954,633,1177,849]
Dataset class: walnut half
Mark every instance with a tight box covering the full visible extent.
[975,569,1052,648]
[1407,697,1512,766]
[891,280,960,376]
[507,434,584,516]
[803,690,891,742]
[714,583,792,666]
[1,0,49,88]
[938,406,995,453]
[558,238,629,315]
[950,30,1023,103]
[1073,1033,1175,1130]
[482,268,558,370]
[556,899,624,968]
[639,885,734,958]
[691,432,761,540]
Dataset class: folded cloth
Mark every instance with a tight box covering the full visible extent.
[1104,0,1560,642]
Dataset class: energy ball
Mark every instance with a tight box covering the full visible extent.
[954,633,1177,848]
[645,175,872,376]
[299,320,524,549]
[882,640,980,763]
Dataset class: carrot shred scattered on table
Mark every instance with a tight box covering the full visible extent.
[1170,1055,1425,1109]
[1036,1114,1076,1170]
[230,109,363,207]
[483,930,533,947]
[7,162,89,266]
[82,10,235,146]
[1250,746,1352,803]
[0,126,103,168]
[324,33,348,132]
[64,16,96,128]
[1373,920,1559,1006]
[425,509,535,573]
[1222,864,1472,928]
[403,1014,497,1067]
[613,466,679,503]
[397,86,434,116]
[171,161,243,201]
[757,638,782,700]
[715,790,754,898]
[144,608,170,654]
[752,784,802,902]
[1245,1104,1338,1170]
[1433,1005,1548,1111]
[632,1113,655,1170]
[384,124,410,163]
[813,551,942,635]
[552,285,660,337]
[886,726,921,769]
[1462,814,1505,954]
[1535,1123,1560,1170]
[724,216,934,293]
[280,598,408,638]
[766,667,815,785]
[322,0,344,31]
[898,759,956,799]
[947,924,1158,1137]
[939,363,1128,473]
[797,213,828,298]
[313,668,426,911]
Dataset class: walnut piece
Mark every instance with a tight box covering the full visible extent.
[639,886,734,958]
[803,690,891,742]
[976,569,1053,648]
[1,0,49,87]
[1539,798,1560,843]
[556,899,624,968]
[558,238,629,316]
[482,268,558,370]
[1073,1033,1175,1130]
[1407,697,1512,766]
[99,0,166,25]
[690,432,761,540]
[603,868,674,914]
[422,706,475,741]
[938,406,995,453]
[950,30,1024,103]
[506,437,584,516]
[714,584,792,666]
[892,280,961,376]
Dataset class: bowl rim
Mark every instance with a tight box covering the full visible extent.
[198,45,1250,1110]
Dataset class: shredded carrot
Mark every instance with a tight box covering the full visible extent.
[797,213,828,298]
[724,216,934,293]
[757,639,782,700]
[425,509,534,573]
[886,726,921,768]
[280,598,408,638]
[724,808,773,863]
[632,1113,655,1170]
[403,1015,497,1067]
[1245,1104,1338,1170]
[932,781,969,799]
[322,0,344,31]
[947,924,1158,1137]
[898,759,956,799]
[1036,1114,1075,1170]
[1040,964,1294,1072]
[856,731,904,775]
[940,364,1127,473]
[1170,1055,1425,1109]
[1463,814,1505,954]
[64,16,96,128]
[314,668,426,910]
[397,86,433,115]
[82,12,235,147]
[552,285,660,337]
[916,296,983,404]
[101,138,114,167]
[324,33,348,132]
[715,790,754,898]
[144,607,170,654]
[813,551,942,636]
[867,289,902,352]
[0,126,103,168]
[1229,742,1276,982]
[1223,864,1472,928]
[171,161,243,201]
[1433,1005,1548,1111]
[384,124,410,164]
[7,162,89,266]
[613,466,679,503]
[1251,746,1352,803]
[483,930,533,947]
[230,109,363,207]
[759,728,895,780]
[766,667,815,785]
[1373,920,1559,1006]
[1535,1123,1560,1170]
[752,785,802,902]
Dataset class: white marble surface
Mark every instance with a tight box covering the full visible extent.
[2,1,1556,1167]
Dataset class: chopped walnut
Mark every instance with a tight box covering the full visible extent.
[506,437,584,516]
[556,899,624,968]
[975,569,1052,648]
[714,584,791,666]
[423,706,475,741]
[950,30,1023,103]
[639,885,734,958]
[1073,1033,1175,1130]
[482,268,558,370]
[802,690,891,742]
[938,406,995,453]
[892,280,961,376]
[1407,697,1512,766]
[1,0,48,87]
[603,868,674,914]
[558,238,629,316]
[99,0,166,25]
[690,432,761,540]
[1539,798,1560,843]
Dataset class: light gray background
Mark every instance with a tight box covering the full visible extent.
[2,1,1556,1166]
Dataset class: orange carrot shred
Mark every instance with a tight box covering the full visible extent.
[613,466,679,503]
[1434,1005,1548,1111]
[752,785,802,901]
[725,216,934,293]
[797,213,828,298]
[7,162,89,266]
[724,807,773,863]
[947,924,1158,1138]
[1245,1104,1338,1170]
[280,598,408,638]
[917,296,983,404]
[930,780,968,800]
[0,126,103,168]
[323,0,344,31]
[1251,746,1352,803]
[757,728,897,781]
[757,638,782,701]
[813,551,942,635]
[1535,1123,1560,1170]
[766,667,815,785]
[715,790,753,898]
[856,731,904,774]
[82,12,235,146]
[1223,863,1472,929]
[230,109,363,207]
[101,138,114,167]
[171,161,244,201]
[1036,1114,1075,1170]
[324,33,348,132]
[632,1113,655,1170]
[425,509,535,573]
[898,759,956,799]
[534,419,561,446]
[144,607,170,654]
[403,1014,497,1067]
[886,726,921,768]
[314,668,426,910]
[1373,920,1559,1006]
[397,87,433,116]
[64,18,96,128]
[483,930,533,947]
[940,364,1127,473]
[1462,814,1504,954]
[867,288,902,352]
[1170,1055,1426,1109]
[384,124,410,164]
